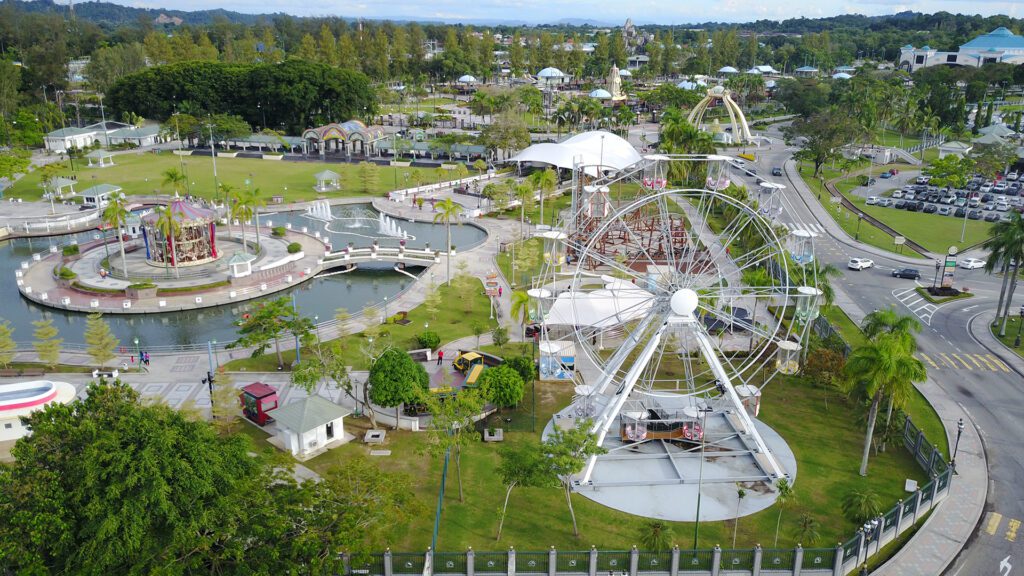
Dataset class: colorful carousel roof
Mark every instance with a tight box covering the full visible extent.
[141,200,217,224]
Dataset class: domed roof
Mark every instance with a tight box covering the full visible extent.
[832,72,853,80]
[510,130,642,177]
[458,74,478,83]
[141,200,217,225]
[589,89,612,99]
[677,79,707,90]
[618,69,632,77]
[537,67,565,78]
[718,66,739,74]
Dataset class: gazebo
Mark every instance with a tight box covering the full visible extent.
[589,89,612,100]
[273,396,352,459]
[228,252,255,278]
[457,74,478,84]
[141,200,219,267]
[49,177,77,198]
[314,170,341,192]
[85,149,115,167]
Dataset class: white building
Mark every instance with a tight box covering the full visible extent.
[899,27,1024,73]
[0,381,77,442]
[43,121,130,153]
[273,396,351,459]
[107,125,164,147]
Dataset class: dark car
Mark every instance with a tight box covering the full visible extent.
[524,324,542,338]
[982,193,994,202]
[954,207,967,217]
[985,212,1000,222]
[892,268,922,280]
[772,167,783,176]
[968,209,983,220]
[905,201,921,211]
[923,204,938,214]
[927,193,941,203]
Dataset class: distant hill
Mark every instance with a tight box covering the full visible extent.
[9,0,281,26]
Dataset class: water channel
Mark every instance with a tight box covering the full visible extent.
[0,204,486,347]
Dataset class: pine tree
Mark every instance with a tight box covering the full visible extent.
[0,319,14,369]
[32,318,62,369]
[84,313,120,368]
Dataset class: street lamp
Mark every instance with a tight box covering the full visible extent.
[133,337,140,366]
[855,213,863,241]
[932,259,942,289]
[314,315,321,342]
[952,417,965,474]
[1015,305,1024,347]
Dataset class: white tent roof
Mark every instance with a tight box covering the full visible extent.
[545,276,654,328]
[718,66,739,74]
[832,72,853,80]
[618,69,632,77]
[538,67,565,78]
[590,88,612,99]
[677,79,707,90]
[746,68,763,75]
[509,131,643,176]
[458,74,478,83]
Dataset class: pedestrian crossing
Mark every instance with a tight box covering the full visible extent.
[779,221,828,235]
[916,351,1011,372]
[893,286,938,325]
[984,512,1021,542]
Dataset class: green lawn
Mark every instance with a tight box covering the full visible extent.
[874,129,921,149]
[224,278,498,372]
[7,152,439,203]
[495,237,545,289]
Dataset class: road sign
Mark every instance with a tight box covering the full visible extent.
[894,236,906,245]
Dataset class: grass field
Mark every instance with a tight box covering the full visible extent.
[223,278,498,372]
[874,129,921,149]
[7,152,440,203]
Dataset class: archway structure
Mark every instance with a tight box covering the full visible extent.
[302,120,386,157]
[687,85,754,145]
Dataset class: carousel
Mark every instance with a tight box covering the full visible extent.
[141,200,219,267]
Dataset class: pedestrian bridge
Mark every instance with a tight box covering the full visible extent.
[321,245,441,273]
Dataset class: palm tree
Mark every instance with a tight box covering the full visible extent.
[984,211,1024,335]
[733,486,747,547]
[510,290,530,337]
[433,198,461,286]
[795,513,821,545]
[232,188,256,254]
[659,109,715,184]
[102,193,131,278]
[844,334,927,476]
[515,182,534,239]
[773,478,793,547]
[162,167,185,196]
[154,206,181,278]
[247,187,267,251]
[220,183,239,244]
[801,261,841,309]
[528,168,558,226]
[860,307,921,344]
[472,159,488,177]
[637,520,674,551]
[841,488,881,524]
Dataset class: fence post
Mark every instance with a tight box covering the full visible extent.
[467,548,475,576]
[827,541,843,569]
[508,546,516,576]
[855,529,867,567]
[629,546,639,576]
[548,548,556,576]
[894,499,905,536]
[751,545,763,576]
[427,548,434,576]
[384,548,394,576]
[589,546,598,576]
[711,545,722,576]
[670,546,680,576]
[929,474,939,508]
[914,430,925,459]
[792,544,803,576]
[928,447,941,473]
[341,552,351,576]
[911,488,924,524]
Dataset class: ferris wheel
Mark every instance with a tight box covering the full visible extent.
[535,155,822,520]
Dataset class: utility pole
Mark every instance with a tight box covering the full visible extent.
[207,118,219,200]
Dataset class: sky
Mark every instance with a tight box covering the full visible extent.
[105,0,1024,24]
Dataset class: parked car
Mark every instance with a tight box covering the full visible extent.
[923,204,938,214]
[938,206,952,216]
[878,198,894,207]
[981,183,994,193]
[892,190,904,199]
[984,203,996,211]
[997,202,1011,212]
[985,212,1000,222]
[879,172,892,179]
[891,268,921,280]
[955,207,968,217]
[1008,172,1020,181]
[982,193,994,202]
[848,257,874,271]
[968,209,983,220]
[955,197,967,207]
[906,201,921,211]
[866,196,880,205]
[916,176,930,184]
[942,195,957,205]
[959,257,987,269]
[772,167,783,177]
[904,192,917,201]
[894,200,907,209]
[968,198,981,208]
[995,181,1009,191]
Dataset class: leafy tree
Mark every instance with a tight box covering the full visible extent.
[504,355,536,384]
[0,319,14,368]
[984,211,1024,334]
[84,43,148,93]
[84,313,119,368]
[416,331,441,350]
[210,369,242,436]
[841,488,882,524]
[843,334,926,476]
[368,348,428,429]
[926,154,975,190]
[0,150,31,180]
[773,478,794,547]
[495,442,551,541]
[795,512,821,545]
[638,520,675,551]
[357,161,380,194]
[433,198,461,286]
[480,111,530,159]
[472,158,488,176]
[472,322,486,347]
[479,364,525,409]
[542,420,605,538]
[971,142,1018,179]
[423,280,442,319]
[229,296,310,369]
[102,192,131,276]
[422,389,483,503]
[510,289,531,336]
[783,109,864,176]
[31,318,61,368]
[491,326,510,350]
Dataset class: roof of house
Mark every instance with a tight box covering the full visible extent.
[314,169,341,180]
[85,149,115,159]
[46,127,94,138]
[795,66,819,72]
[79,183,122,196]
[273,396,350,432]
[108,125,161,139]
[51,177,77,188]
[979,124,1015,137]
[972,133,1009,145]
[962,27,1024,51]
[241,382,277,398]
[228,252,257,265]
[939,140,973,150]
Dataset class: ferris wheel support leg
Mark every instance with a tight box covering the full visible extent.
[693,330,788,482]
[580,320,668,485]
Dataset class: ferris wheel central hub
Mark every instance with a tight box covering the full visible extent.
[669,288,699,319]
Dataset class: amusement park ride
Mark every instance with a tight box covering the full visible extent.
[532,154,823,521]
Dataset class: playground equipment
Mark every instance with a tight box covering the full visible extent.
[239,382,279,426]
[453,351,484,374]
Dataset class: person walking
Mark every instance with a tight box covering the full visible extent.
[498,286,503,297]
[437,349,444,366]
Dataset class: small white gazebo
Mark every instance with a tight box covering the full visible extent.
[718,66,739,75]
[589,89,612,100]
[228,252,255,278]
[457,74,478,84]
[273,396,352,460]
[313,169,341,192]
[85,149,115,167]
[49,177,77,197]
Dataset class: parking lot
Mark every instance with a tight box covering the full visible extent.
[865,173,1022,224]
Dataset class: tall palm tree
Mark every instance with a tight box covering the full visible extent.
[246,187,267,252]
[154,206,181,279]
[102,193,131,278]
[844,334,927,476]
[860,307,921,343]
[659,109,715,184]
[773,478,793,547]
[510,290,531,337]
[984,211,1024,335]
[800,261,841,309]
[529,168,558,226]
[433,198,461,286]
[162,167,185,196]
[232,188,256,254]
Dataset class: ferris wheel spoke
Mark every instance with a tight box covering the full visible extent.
[655,195,681,281]
[696,302,779,343]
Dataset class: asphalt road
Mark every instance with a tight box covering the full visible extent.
[727,128,1021,575]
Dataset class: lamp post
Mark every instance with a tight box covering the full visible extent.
[1015,305,1024,347]
[207,118,219,199]
[133,337,140,366]
[291,293,301,365]
[314,315,321,342]
[855,213,863,241]
[952,417,965,474]
[692,405,713,549]
[932,259,941,289]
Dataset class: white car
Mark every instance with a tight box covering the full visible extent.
[848,257,875,271]
[1008,172,1020,181]
[891,190,904,199]
[959,258,987,270]
[866,196,880,205]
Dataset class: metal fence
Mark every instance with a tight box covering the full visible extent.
[348,413,952,576]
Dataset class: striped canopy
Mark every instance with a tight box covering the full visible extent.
[141,200,216,224]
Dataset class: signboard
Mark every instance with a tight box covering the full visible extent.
[894,236,906,246]
[941,256,957,288]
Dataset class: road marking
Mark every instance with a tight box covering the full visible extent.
[963,305,979,312]
[987,354,1011,372]
[1008,519,1021,542]
[986,512,1004,535]
[951,354,973,369]
[938,352,959,369]
[975,354,1000,371]
[919,353,939,369]
[966,354,984,369]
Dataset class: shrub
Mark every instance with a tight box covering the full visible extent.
[504,355,536,383]
[271,226,286,237]
[127,282,157,290]
[57,266,77,280]
[416,330,440,350]
[62,244,80,256]
[287,242,302,254]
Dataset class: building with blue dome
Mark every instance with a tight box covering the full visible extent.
[899,27,1024,72]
